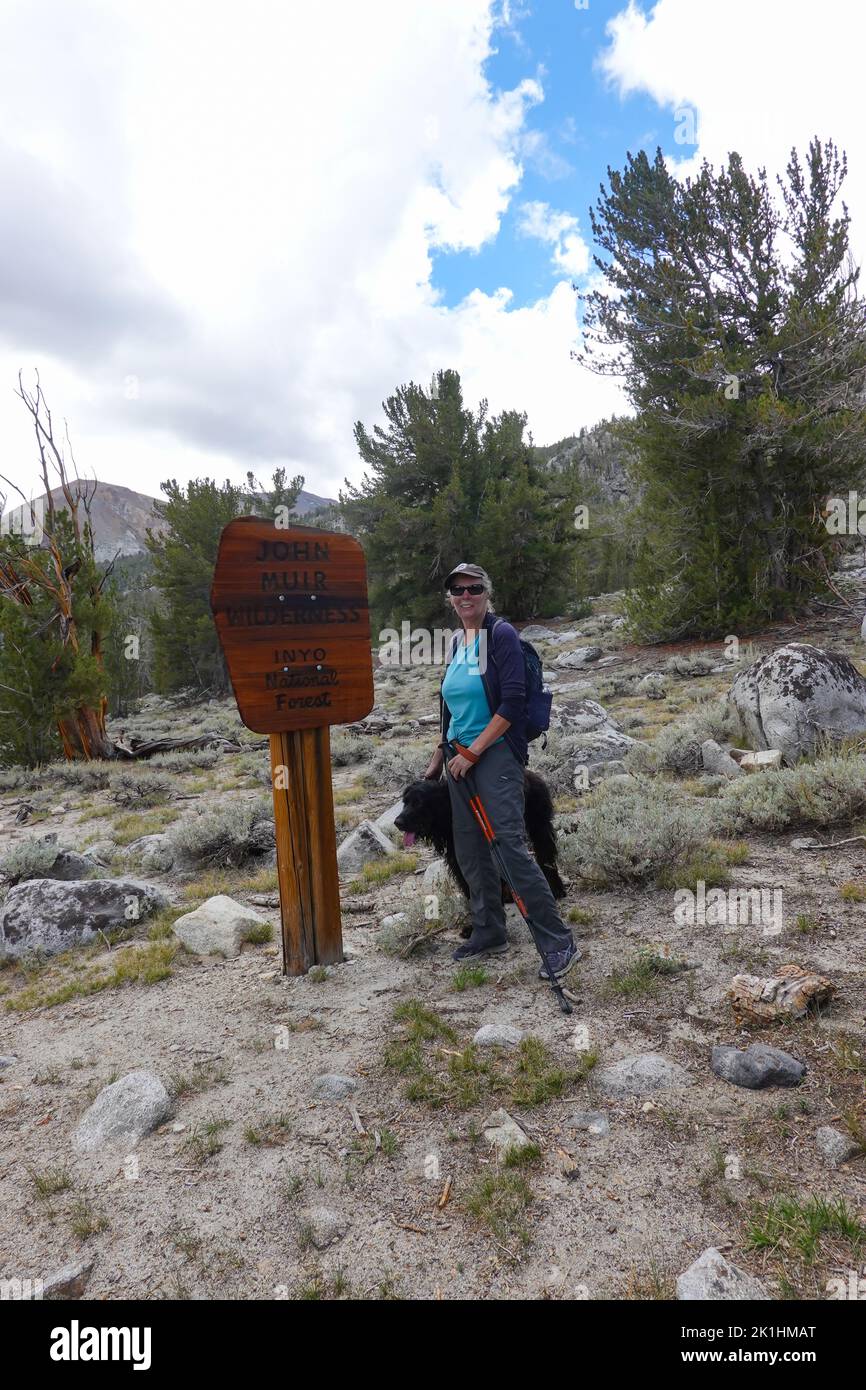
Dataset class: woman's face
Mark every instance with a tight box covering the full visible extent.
[448,578,489,626]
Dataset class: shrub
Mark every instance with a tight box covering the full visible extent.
[359,740,434,791]
[560,779,712,885]
[149,749,221,773]
[379,880,468,955]
[527,729,586,795]
[663,652,718,678]
[171,796,275,867]
[637,673,668,700]
[715,752,866,834]
[0,839,59,884]
[110,770,174,808]
[47,761,112,792]
[625,697,741,777]
[330,734,373,767]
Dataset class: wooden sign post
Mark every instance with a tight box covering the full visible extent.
[210,519,374,974]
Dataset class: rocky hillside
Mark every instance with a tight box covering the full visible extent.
[534,418,638,506]
[3,483,339,563]
[1,575,864,1300]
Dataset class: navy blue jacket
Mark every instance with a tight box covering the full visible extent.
[438,609,528,767]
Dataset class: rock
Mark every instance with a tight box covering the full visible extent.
[0,878,169,960]
[126,834,175,873]
[336,819,398,875]
[701,739,744,779]
[636,672,668,698]
[422,859,453,891]
[11,1257,96,1300]
[726,964,836,1025]
[373,799,406,833]
[172,895,272,959]
[0,1055,16,1068]
[739,749,783,772]
[43,849,99,880]
[677,1247,770,1301]
[311,1073,358,1101]
[87,840,117,865]
[379,912,409,931]
[556,698,622,733]
[300,1207,348,1249]
[482,1107,531,1156]
[43,1258,95,1300]
[815,1126,861,1168]
[572,728,636,773]
[540,630,585,647]
[730,642,866,764]
[711,1043,806,1089]
[554,680,594,696]
[791,836,822,850]
[73,1070,170,1152]
[520,625,558,641]
[473,1024,524,1048]
[555,646,603,669]
[592,1053,693,1096]
[566,1110,610,1136]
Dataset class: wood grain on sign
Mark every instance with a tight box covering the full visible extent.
[210,518,375,734]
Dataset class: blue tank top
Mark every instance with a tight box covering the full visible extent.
[442,632,504,748]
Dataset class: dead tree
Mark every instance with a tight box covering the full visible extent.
[1,372,237,762]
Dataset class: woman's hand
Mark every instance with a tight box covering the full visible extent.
[423,751,444,780]
[446,752,475,780]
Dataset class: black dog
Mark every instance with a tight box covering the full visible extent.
[395,773,566,936]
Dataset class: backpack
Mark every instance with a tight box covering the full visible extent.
[492,618,552,748]
[446,618,552,749]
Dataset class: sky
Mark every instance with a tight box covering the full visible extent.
[1,0,865,506]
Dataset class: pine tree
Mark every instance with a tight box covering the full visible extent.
[147,469,303,693]
[578,138,866,638]
[342,369,580,629]
[0,375,118,762]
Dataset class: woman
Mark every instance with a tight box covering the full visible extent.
[422,562,580,978]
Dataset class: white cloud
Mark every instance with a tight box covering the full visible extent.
[517,200,591,277]
[598,0,866,252]
[0,0,614,506]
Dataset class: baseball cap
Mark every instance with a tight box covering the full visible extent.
[444,562,490,589]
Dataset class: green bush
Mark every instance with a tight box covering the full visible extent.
[0,839,60,884]
[625,697,741,777]
[330,734,373,767]
[149,749,221,773]
[360,740,434,791]
[171,796,274,867]
[379,880,468,955]
[715,751,866,833]
[560,779,712,885]
[110,770,174,808]
[527,729,586,795]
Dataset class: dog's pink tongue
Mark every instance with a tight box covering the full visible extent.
[403,832,416,848]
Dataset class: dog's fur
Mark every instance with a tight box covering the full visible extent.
[395,772,566,936]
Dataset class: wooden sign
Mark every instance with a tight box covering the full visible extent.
[210,518,375,976]
[209,517,374,734]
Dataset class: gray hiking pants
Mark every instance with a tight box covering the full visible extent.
[445,738,574,955]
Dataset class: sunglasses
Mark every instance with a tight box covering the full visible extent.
[448,583,486,596]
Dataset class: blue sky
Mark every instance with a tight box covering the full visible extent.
[433,1,664,312]
[0,0,862,501]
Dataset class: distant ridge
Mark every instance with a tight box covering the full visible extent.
[2,482,339,562]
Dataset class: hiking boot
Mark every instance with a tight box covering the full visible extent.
[538,940,582,981]
[452,937,508,963]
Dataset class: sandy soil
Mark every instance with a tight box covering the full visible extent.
[1,599,865,1301]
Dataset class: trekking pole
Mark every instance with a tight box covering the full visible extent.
[445,740,573,1015]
